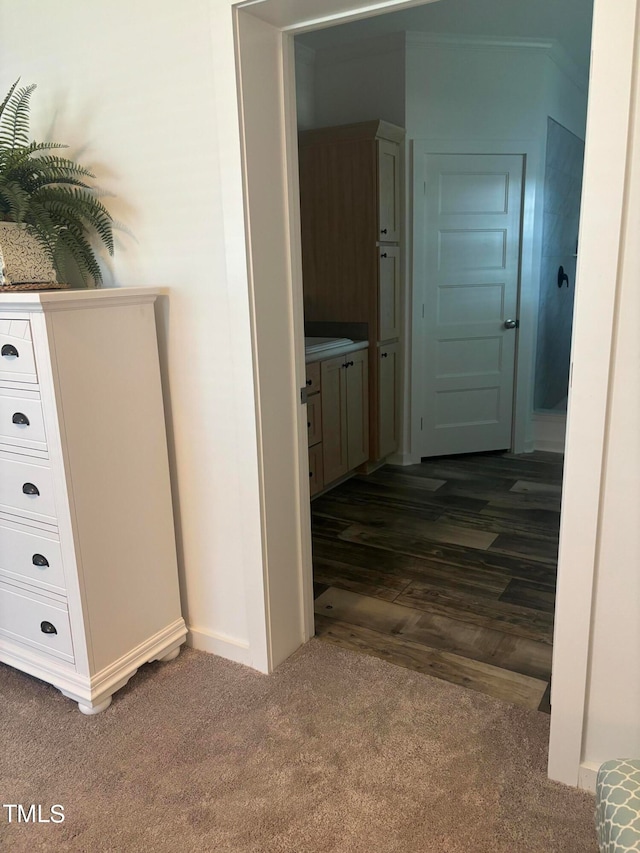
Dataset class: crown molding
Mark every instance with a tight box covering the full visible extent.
[406,32,588,93]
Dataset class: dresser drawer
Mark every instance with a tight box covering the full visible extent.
[0,391,47,452]
[0,581,73,662]
[0,455,57,524]
[0,320,37,384]
[0,520,65,593]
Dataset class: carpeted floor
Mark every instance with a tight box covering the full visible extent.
[0,641,597,852]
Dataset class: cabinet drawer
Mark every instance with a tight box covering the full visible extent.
[0,391,47,452]
[0,582,73,662]
[305,361,321,395]
[0,320,37,384]
[0,455,57,524]
[0,520,65,593]
[307,394,322,447]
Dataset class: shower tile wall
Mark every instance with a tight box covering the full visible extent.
[534,119,585,412]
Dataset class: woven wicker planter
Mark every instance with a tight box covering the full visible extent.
[0,221,63,289]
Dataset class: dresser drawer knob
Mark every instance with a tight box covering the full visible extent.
[306,378,313,386]
[12,412,30,426]
[22,482,40,496]
[1,344,19,358]
[381,352,388,359]
[32,554,49,568]
[40,621,57,635]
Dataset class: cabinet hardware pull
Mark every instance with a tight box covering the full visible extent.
[381,352,388,358]
[343,360,354,368]
[12,412,30,426]
[32,554,49,567]
[1,344,19,357]
[307,421,311,428]
[380,252,387,258]
[40,621,57,635]
[380,228,388,234]
[22,482,40,496]
[309,471,313,478]
[306,378,312,386]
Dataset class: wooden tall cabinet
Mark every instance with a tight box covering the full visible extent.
[299,120,404,462]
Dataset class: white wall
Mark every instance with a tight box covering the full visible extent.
[0,0,266,667]
[313,33,406,128]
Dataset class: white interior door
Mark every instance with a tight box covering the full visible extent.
[420,153,524,457]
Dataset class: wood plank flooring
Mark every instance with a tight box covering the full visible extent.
[311,451,563,712]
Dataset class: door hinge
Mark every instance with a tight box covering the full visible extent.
[300,387,308,404]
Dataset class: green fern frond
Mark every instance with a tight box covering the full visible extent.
[0,79,19,125]
[0,83,36,149]
[34,186,113,254]
[0,180,30,221]
[54,225,104,285]
[7,154,95,192]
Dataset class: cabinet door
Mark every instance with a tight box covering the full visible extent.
[346,349,369,469]
[379,246,401,342]
[321,356,348,485]
[378,341,400,459]
[308,444,324,498]
[378,139,401,242]
[307,394,322,447]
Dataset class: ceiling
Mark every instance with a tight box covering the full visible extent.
[296,0,594,77]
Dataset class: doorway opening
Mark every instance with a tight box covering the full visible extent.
[292,2,592,713]
[233,0,634,786]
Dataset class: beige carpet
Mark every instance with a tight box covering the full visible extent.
[0,641,597,852]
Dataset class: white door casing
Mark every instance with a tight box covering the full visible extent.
[420,153,523,457]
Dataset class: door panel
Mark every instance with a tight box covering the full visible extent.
[320,356,348,484]
[421,153,523,457]
[378,139,400,242]
[346,349,369,468]
[378,341,400,459]
[378,246,401,342]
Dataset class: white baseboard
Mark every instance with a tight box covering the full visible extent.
[188,626,252,666]
[578,761,600,792]
[386,451,416,466]
[532,412,567,453]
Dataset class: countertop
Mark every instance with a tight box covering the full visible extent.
[304,336,368,363]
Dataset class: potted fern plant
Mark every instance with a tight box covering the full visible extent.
[0,79,113,288]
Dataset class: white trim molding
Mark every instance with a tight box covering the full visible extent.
[188,626,252,667]
[532,411,567,453]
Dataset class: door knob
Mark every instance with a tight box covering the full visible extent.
[504,319,519,330]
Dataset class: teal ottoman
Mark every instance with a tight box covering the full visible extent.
[596,760,640,852]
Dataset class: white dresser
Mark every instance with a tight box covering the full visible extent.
[0,288,186,713]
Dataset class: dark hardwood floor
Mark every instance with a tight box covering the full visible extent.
[311,451,563,712]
